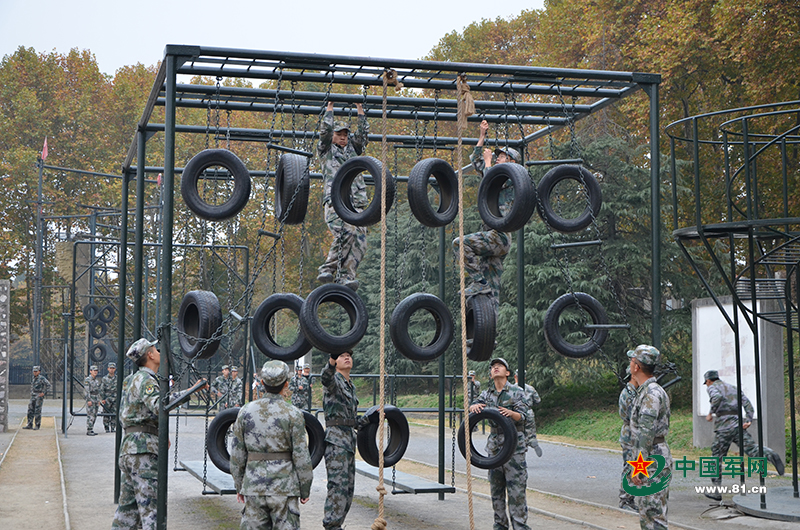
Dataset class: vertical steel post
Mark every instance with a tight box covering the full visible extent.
[438,225,446,499]
[516,228,525,384]
[61,312,69,434]
[133,147,147,338]
[33,160,44,366]
[648,82,661,348]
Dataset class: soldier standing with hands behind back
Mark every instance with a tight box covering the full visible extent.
[24,365,51,430]
[101,362,118,433]
[85,364,102,435]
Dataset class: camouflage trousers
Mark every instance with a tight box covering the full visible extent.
[27,395,45,427]
[320,202,367,282]
[710,428,777,485]
[86,401,98,432]
[636,486,669,530]
[619,443,635,508]
[488,451,530,530]
[239,494,300,530]
[323,442,355,530]
[112,453,158,530]
[524,412,538,448]
[103,401,117,431]
[452,229,510,300]
[291,395,310,411]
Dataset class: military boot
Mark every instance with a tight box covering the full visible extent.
[23,423,33,430]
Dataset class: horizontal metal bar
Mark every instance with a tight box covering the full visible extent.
[264,143,313,157]
[527,158,584,166]
[550,240,603,249]
[583,324,631,330]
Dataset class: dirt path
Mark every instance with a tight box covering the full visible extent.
[0,417,66,529]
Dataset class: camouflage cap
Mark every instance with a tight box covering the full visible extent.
[108,362,116,369]
[261,360,291,386]
[704,370,719,381]
[221,365,230,371]
[627,344,661,366]
[468,370,476,376]
[230,366,238,372]
[126,338,158,363]
[494,146,521,163]
[89,365,98,371]
[333,121,350,133]
[32,366,41,372]
[490,357,510,371]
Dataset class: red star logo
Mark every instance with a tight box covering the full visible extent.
[627,451,655,478]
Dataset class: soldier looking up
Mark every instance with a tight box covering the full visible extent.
[23,365,51,430]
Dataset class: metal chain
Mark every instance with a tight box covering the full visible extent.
[432,89,440,157]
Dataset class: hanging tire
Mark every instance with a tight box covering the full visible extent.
[478,162,535,232]
[207,407,240,474]
[181,148,252,221]
[390,293,453,362]
[331,156,395,227]
[466,294,496,362]
[303,411,326,469]
[89,342,108,363]
[457,408,516,469]
[407,158,458,227]
[536,164,602,233]
[83,303,100,322]
[299,284,368,355]
[89,320,107,339]
[357,405,410,468]
[98,304,116,323]
[543,292,609,358]
[275,153,310,225]
[252,293,312,361]
[177,290,223,360]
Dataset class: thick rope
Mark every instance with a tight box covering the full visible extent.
[456,73,476,530]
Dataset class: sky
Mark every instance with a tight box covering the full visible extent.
[0,0,545,76]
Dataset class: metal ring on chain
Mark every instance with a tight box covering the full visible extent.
[275,153,310,225]
[177,290,223,360]
[543,292,609,358]
[251,293,312,361]
[181,149,252,221]
[536,165,602,233]
[407,158,459,227]
[390,293,453,362]
[478,162,536,233]
[331,156,395,227]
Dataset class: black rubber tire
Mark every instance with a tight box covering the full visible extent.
[177,290,223,360]
[89,320,107,339]
[98,304,116,323]
[181,148,252,221]
[331,156,395,227]
[543,292,609,358]
[478,162,535,232]
[252,293,312,361]
[275,153,310,225]
[390,293,453,362]
[357,405,410,468]
[299,284,369,355]
[207,407,240,474]
[465,294,497,362]
[536,164,602,233]
[89,342,108,363]
[407,158,458,227]
[457,409,516,469]
[83,303,100,322]
[303,411,326,469]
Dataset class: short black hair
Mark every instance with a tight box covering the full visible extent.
[262,381,286,394]
[638,361,656,376]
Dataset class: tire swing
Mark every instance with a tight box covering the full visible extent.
[252,293,312,361]
[465,295,497,362]
[299,283,369,355]
[98,304,116,323]
[275,153,310,225]
[407,158,458,227]
[181,149,252,221]
[357,405,410,468]
[83,303,100,322]
[478,162,536,233]
[536,164,602,233]
[89,320,107,339]
[89,342,108,363]
[177,290,223,360]
[543,292,609,358]
[390,293,453,362]
[457,408,516,469]
[331,156,396,226]
[303,411,326,469]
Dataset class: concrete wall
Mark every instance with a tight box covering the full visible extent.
[1,280,9,432]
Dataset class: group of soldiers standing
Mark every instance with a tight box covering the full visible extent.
[84,362,118,435]
[210,364,244,409]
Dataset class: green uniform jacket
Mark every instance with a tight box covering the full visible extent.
[707,379,753,432]
[31,373,52,397]
[474,381,530,455]
[118,367,160,455]
[321,362,368,453]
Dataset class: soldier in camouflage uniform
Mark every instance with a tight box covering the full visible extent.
[230,366,244,407]
[468,370,481,405]
[317,101,369,291]
[454,119,519,306]
[100,362,118,433]
[230,360,313,530]
[23,366,52,430]
[469,357,531,530]
[514,370,543,457]
[321,351,369,530]
[112,338,162,530]
[85,364,102,435]
[211,365,231,409]
[628,345,671,530]
[703,369,784,500]
[289,365,312,411]
[618,365,637,511]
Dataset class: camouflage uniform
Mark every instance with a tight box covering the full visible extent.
[317,111,369,283]
[706,378,782,485]
[520,382,541,452]
[321,360,368,530]
[629,376,671,530]
[25,370,52,429]
[212,374,232,408]
[468,376,482,405]
[101,370,118,432]
[230,361,313,530]
[474,380,531,530]
[84,372,102,434]
[289,374,311,411]
[230,376,244,407]
[618,382,637,510]
[112,366,160,530]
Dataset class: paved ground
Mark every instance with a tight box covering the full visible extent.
[1,398,799,529]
